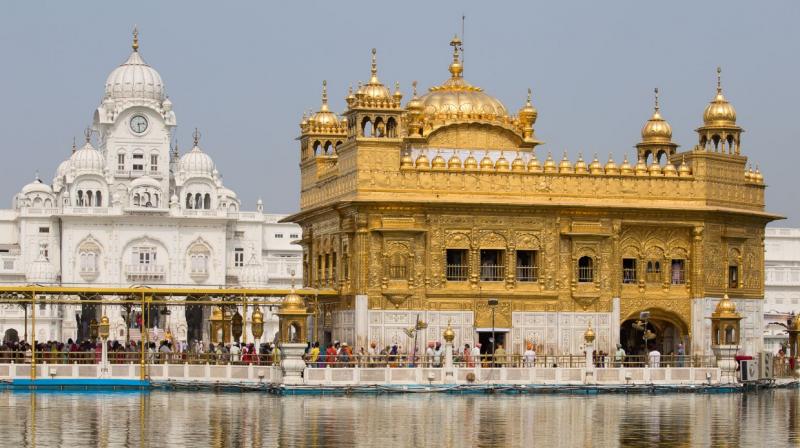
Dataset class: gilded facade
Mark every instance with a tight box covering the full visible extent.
[285,37,779,357]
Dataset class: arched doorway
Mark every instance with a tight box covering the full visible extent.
[620,308,689,358]
[3,328,19,344]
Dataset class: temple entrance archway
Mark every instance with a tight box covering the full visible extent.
[620,308,690,357]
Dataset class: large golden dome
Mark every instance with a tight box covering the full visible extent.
[418,36,509,121]
[703,68,737,126]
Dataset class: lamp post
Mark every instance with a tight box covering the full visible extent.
[488,298,499,365]
[99,314,110,377]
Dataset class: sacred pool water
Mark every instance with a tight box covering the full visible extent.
[0,389,797,447]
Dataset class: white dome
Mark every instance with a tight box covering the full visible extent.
[104,50,165,101]
[179,145,215,177]
[218,187,237,199]
[55,159,71,178]
[21,179,53,195]
[26,254,57,284]
[70,142,105,173]
[239,255,267,288]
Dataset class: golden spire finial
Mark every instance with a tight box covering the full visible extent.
[716,66,722,94]
[132,25,139,52]
[192,128,201,147]
[449,34,463,78]
[654,87,660,112]
[526,88,532,106]
[320,80,329,110]
[370,48,378,81]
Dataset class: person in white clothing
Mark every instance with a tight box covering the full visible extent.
[471,343,482,368]
[230,343,241,363]
[523,343,536,367]
[648,348,661,368]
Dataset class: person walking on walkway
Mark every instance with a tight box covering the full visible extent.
[614,344,626,367]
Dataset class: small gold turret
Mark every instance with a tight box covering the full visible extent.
[604,155,619,175]
[464,151,479,172]
[511,151,526,172]
[415,152,431,170]
[527,151,542,173]
[558,151,573,173]
[495,151,510,172]
[635,158,648,176]
[574,153,588,174]
[619,155,634,175]
[648,160,663,176]
[663,162,678,177]
[518,88,539,142]
[431,150,447,171]
[448,152,463,171]
[543,152,557,173]
[589,154,603,175]
[400,152,414,170]
[480,152,495,171]
[678,156,691,177]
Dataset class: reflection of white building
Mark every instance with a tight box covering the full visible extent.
[763,227,800,353]
[0,30,301,344]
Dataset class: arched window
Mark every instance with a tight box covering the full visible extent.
[32,197,43,208]
[374,117,385,137]
[195,193,202,209]
[133,193,140,207]
[153,194,159,208]
[387,118,397,138]
[95,191,102,207]
[186,193,192,209]
[646,260,661,283]
[44,198,52,208]
[577,256,593,283]
[313,140,321,156]
[204,193,211,209]
[361,117,372,137]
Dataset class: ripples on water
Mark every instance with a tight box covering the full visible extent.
[0,389,797,447]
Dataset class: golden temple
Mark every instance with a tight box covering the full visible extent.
[285,36,780,357]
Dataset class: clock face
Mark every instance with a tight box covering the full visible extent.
[130,115,148,134]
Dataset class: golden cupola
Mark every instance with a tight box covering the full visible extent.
[349,49,402,110]
[558,151,573,173]
[495,152,510,171]
[464,151,479,171]
[480,152,494,171]
[431,151,447,171]
[636,88,678,163]
[412,36,541,150]
[574,153,588,174]
[306,80,344,132]
[619,155,634,175]
[511,152,526,172]
[589,154,603,175]
[448,152,463,171]
[527,151,542,173]
[604,155,619,175]
[406,81,424,137]
[696,67,742,154]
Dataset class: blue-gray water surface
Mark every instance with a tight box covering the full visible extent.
[0,389,798,447]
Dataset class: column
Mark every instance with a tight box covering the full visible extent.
[354,295,368,351]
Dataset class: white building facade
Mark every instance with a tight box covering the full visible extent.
[763,227,800,353]
[0,32,301,345]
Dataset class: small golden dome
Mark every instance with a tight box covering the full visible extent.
[406,81,423,111]
[663,162,678,177]
[641,88,673,143]
[511,152,526,172]
[678,157,691,177]
[543,152,557,173]
[558,151,573,173]
[443,320,456,343]
[619,155,633,175]
[393,81,403,101]
[574,153,588,174]
[310,80,340,126]
[431,151,447,171]
[356,49,392,101]
[744,165,753,182]
[518,88,538,124]
[281,290,307,314]
[252,307,264,324]
[400,152,414,170]
[448,152,463,171]
[464,151,479,171]
[604,155,619,175]
[712,294,740,319]
[703,67,737,126]
[480,152,495,171]
[754,166,763,183]
[648,161,663,176]
[583,322,596,343]
[211,306,223,321]
[527,152,542,173]
[495,152,510,171]
[589,154,603,175]
[635,158,648,176]
[415,153,431,170]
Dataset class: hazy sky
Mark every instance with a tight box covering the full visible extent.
[1,1,798,225]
